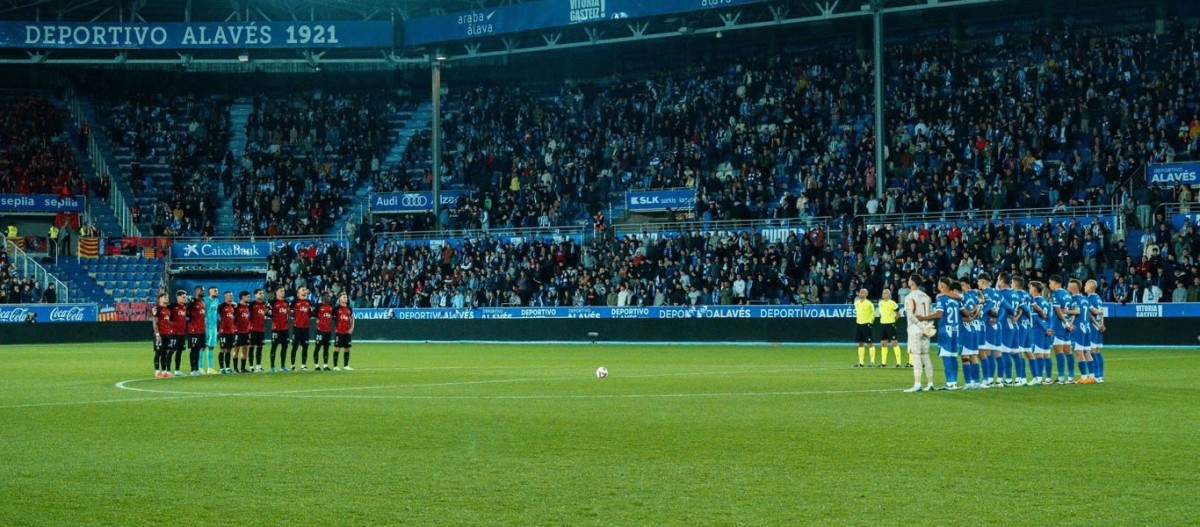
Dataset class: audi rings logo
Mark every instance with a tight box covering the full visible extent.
[403,195,429,207]
[372,193,433,211]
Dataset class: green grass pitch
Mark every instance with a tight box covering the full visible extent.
[2,342,1196,526]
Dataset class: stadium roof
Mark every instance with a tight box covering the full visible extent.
[0,0,530,22]
[0,0,1007,69]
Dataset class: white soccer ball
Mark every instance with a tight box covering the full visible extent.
[595,366,608,378]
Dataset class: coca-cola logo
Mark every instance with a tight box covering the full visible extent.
[0,306,94,323]
[50,306,88,321]
[0,307,30,322]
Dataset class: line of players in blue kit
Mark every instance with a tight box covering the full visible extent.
[914,272,1107,391]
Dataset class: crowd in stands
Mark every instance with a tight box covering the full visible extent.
[0,97,85,199]
[262,240,351,300]
[374,85,600,232]
[97,93,229,237]
[0,245,55,304]
[266,209,1199,310]
[379,22,1200,229]
[251,20,1200,308]
[231,92,398,236]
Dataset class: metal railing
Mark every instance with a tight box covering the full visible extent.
[369,223,591,244]
[4,238,70,303]
[65,91,141,238]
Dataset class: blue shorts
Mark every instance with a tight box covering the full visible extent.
[937,331,958,357]
[1019,322,1033,352]
[961,328,978,355]
[1033,328,1053,354]
[983,321,999,349]
[1090,324,1103,349]
[1073,325,1091,349]
[1001,320,1020,353]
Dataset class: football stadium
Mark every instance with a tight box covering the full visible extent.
[2,0,1199,524]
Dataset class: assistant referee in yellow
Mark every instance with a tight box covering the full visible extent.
[877,289,904,367]
[853,288,877,367]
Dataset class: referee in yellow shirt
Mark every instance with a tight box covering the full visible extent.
[853,289,877,367]
[877,289,904,367]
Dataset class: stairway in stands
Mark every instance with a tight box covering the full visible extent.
[328,101,432,234]
[57,99,124,239]
[217,98,254,237]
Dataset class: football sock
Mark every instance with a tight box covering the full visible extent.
[981,356,991,380]
[1055,354,1066,377]
[1078,361,1089,377]
[857,346,864,365]
[942,356,957,384]
[869,346,877,364]
[333,351,340,367]
[1044,357,1053,378]
[343,351,350,367]
[190,348,199,371]
[1093,352,1104,377]
[255,345,263,368]
[1030,357,1041,378]
[323,347,330,364]
[1066,354,1076,377]
[1014,356,1026,379]
[893,346,902,365]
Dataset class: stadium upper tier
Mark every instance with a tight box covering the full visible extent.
[377,26,1199,229]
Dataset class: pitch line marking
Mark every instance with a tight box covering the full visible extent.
[0,393,220,410]
[111,371,902,401]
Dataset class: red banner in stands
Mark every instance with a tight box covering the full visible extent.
[112,301,152,322]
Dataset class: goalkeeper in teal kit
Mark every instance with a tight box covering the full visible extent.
[203,286,219,374]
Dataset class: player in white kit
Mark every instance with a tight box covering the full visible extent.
[903,275,937,392]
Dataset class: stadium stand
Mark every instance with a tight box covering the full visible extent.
[41,255,166,304]
[384,27,1200,226]
[94,93,230,237]
[282,26,1200,308]
[0,96,84,198]
[231,92,398,236]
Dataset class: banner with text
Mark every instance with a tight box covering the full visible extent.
[352,303,1200,321]
[170,241,272,260]
[406,0,770,46]
[371,191,467,214]
[0,194,84,213]
[1,21,392,49]
[0,304,97,323]
[626,189,696,212]
[1147,162,1200,187]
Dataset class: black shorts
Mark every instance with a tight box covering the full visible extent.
[220,333,236,350]
[272,330,290,343]
[292,327,310,345]
[250,331,265,346]
[855,323,875,343]
[168,335,185,352]
[154,338,166,354]
[236,333,249,347]
[188,333,204,349]
[335,333,352,348]
[878,323,897,341]
[315,331,332,346]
